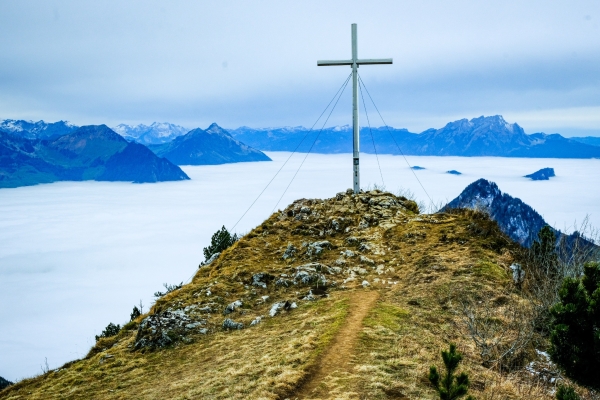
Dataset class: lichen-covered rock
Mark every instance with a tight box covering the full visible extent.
[223,300,243,315]
[293,263,328,285]
[222,318,244,330]
[275,277,292,287]
[269,300,297,317]
[305,240,331,257]
[282,243,297,260]
[340,249,355,257]
[134,309,204,350]
[252,272,274,289]
[359,255,375,265]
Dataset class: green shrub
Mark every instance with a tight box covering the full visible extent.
[94,322,121,342]
[549,261,600,388]
[202,225,238,263]
[428,343,475,400]
[556,385,580,400]
[130,305,141,321]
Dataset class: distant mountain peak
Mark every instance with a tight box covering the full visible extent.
[205,123,230,136]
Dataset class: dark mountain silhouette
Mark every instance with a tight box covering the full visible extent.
[442,179,597,252]
[525,168,555,180]
[229,116,600,158]
[150,123,271,165]
[0,125,188,188]
[0,376,12,390]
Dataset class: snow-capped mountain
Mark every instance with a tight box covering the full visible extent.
[112,122,189,145]
[0,119,77,139]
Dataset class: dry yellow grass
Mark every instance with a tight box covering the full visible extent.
[1,190,587,399]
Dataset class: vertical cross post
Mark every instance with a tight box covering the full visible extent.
[317,24,392,194]
[351,24,360,193]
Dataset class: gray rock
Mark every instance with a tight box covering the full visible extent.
[134,309,200,350]
[275,278,292,287]
[306,240,331,256]
[282,243,297,260]
[222,318,244,330]
[223,300,243,315]
[358,242,372,252]
[252,272,273,289]
[340,249,355,257]
[203,252,220,266]
[359,255,375,265]
[270,300,297,317]
[250,316,262,326]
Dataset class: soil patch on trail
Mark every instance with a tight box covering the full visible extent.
[293,290,380,399]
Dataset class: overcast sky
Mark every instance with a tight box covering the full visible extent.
[1,1,599,136]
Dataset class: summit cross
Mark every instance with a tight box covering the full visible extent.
[318,23,392,194]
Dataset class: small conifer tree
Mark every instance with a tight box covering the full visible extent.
[95,322,121,342]
[429,343,475,400]
[130,305,141,321]
[203,225,238,262]
[556,385,580,400]
[530,225,559,277]
[549,261,600,388]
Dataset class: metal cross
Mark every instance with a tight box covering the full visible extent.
[318,23,392,194]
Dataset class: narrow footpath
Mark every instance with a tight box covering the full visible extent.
[293,290,380,399]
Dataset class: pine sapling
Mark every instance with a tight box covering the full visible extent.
[556,385,580,400]
[429,343,475,400]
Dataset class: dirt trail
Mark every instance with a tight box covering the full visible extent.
[293,290,380,399]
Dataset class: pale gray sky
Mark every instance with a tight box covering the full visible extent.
[1,0,599,136]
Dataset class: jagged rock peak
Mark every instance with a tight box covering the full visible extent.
[205,123,231,136]
[443,179,545,247]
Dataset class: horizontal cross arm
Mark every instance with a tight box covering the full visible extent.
[317,59,353,66]
[357,58,393,65]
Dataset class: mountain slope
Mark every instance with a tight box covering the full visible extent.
[1,189,564,399]
[0,125,188,188]
[571,136,600,147]
[150,123,271,165]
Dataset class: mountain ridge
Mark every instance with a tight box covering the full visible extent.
[0,125,189,188]
[230,115,600,158]
[149,123,271,165]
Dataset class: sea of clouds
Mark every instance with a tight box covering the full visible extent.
[1,152,599,381]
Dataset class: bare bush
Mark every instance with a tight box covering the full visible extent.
[456,292,536,371]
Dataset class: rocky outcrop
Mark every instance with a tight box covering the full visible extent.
[134,308,206,350]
